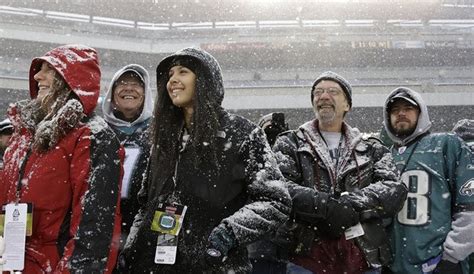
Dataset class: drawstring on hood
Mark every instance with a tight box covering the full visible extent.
[383,87,432,146]
[102,64,153,128]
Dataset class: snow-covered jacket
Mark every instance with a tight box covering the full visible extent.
[0,45,123,273]
[122,48,292,273]
[453,119,474,151]
[384,87,474,274]
[273,120,407,270]
[102,64,153,235]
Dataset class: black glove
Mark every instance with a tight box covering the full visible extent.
[205,223,237,266]
[434,259,463,274]
[319,198,360,238]
[291,187,359,238]
[291,188,331,223]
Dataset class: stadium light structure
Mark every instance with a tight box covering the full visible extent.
[0,5,41,16]
[387,19,424,27]
[137,22,170,30]
[429,19,474,28]
[92,16,135,28]
[345,20,375,27]
[45,11,89,23]
[1,4,474,33]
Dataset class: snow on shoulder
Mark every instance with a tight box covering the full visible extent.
[87,115,110,135]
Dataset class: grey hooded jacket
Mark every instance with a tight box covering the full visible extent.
[383,87,431,147]
[102,64,153,128]
[102,64,154,235]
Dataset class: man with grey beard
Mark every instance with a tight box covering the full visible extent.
[270,71,407,273]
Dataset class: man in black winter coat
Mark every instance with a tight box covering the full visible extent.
[248,112,290,274]
[272,71,407,274]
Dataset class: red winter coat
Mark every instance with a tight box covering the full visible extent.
[0,45,123,273]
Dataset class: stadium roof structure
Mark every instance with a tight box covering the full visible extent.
[1,0,473,57]
[0,0,472,132]
[2,0,474,21]
[1,0,473,30]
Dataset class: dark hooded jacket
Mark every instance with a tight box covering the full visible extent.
[273,118,407,273]
[0,45,123,273]
[121,48,291,273]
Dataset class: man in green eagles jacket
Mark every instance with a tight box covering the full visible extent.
[383,87,474,274]
[452,119,474,274]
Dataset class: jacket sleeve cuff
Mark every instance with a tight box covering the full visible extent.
[442,251,459,264]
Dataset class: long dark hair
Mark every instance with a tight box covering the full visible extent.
[148,56,222,194]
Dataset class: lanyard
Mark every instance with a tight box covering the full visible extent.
[303,130,344,190]
[318,129,345,168]
[172,128,189,188]
[16,144,33,203]
[391,141,419,175]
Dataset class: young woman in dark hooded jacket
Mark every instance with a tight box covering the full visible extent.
[119,47,291,273]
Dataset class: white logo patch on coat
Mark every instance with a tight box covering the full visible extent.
[460,179,474,196]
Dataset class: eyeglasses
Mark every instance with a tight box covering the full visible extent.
[116,80,144,88]
[312,87,343,97]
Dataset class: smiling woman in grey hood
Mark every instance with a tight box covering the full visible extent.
[102,64,154,265]
[102,64,153,129]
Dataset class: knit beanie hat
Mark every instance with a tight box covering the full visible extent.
[452,119,474,141]
[311,71,352,107]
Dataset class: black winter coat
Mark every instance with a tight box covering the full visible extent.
[123,111,291,273]
[272,120,407,268]
[110,120,150,235]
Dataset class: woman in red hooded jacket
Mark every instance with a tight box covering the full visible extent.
[0,44,123,273]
